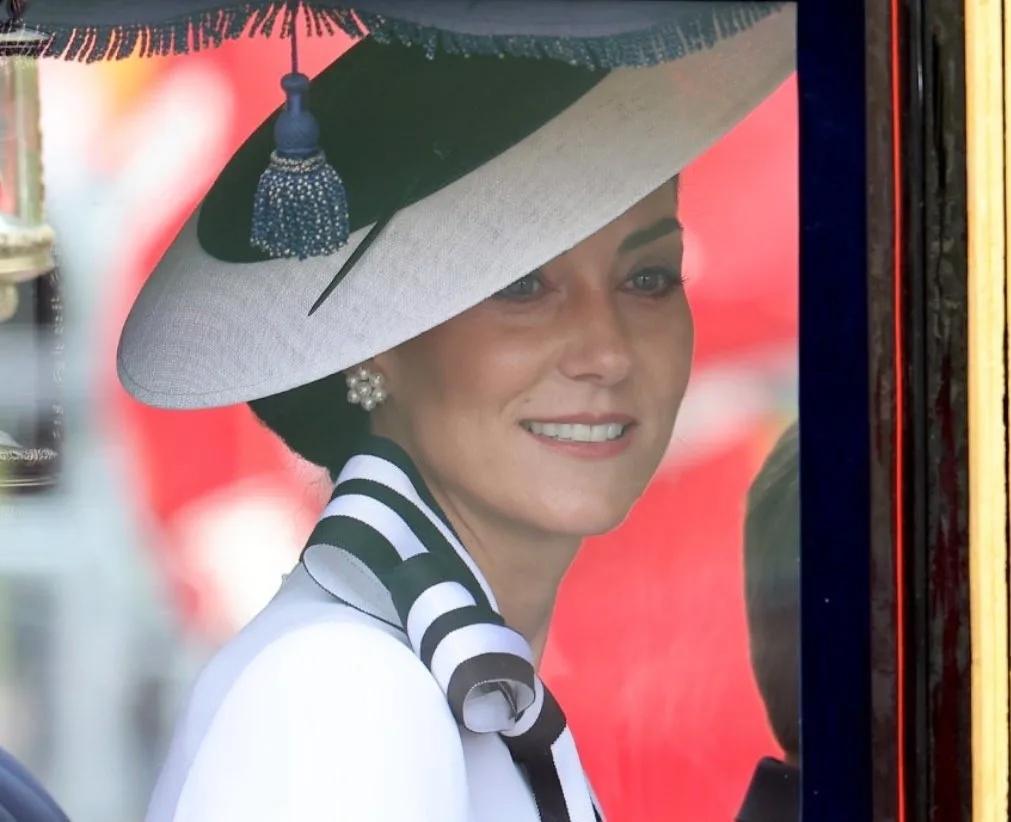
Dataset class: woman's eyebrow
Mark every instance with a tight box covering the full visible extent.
[617,217,683,255]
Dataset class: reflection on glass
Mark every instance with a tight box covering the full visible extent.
[0,32,55,287]
[0,28,60,494]
[0,576,56,776]
[0,266,61,493]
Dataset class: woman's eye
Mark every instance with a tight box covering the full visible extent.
[626,267,683,295]
[494,272,544,300]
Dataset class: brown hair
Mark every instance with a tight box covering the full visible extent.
[248,373,369,480]
[743,420,800,760]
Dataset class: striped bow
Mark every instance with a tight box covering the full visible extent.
[301,436,603,822]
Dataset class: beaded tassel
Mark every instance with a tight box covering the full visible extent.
[250,13,349,260]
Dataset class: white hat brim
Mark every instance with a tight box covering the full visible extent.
[117,5,795,410]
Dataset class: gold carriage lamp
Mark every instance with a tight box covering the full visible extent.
[0,24,54,324]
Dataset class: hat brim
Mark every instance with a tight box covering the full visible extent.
[117,5,795,410]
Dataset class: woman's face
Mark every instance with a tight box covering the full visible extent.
[370,182,693,538]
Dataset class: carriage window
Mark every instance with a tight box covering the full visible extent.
[0,44,804,822]
[0,3,941,820]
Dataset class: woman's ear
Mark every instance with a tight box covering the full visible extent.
[365,354,392,383]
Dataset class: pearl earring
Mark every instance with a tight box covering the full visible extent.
[345,366,387,411]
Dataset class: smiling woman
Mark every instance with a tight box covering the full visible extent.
[50,4,796,821]
[353,182,693,651]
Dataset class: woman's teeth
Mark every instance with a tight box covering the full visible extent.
[523,421,627,442]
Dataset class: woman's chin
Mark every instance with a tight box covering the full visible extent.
[530,498,637,539]
[577,514,632,538]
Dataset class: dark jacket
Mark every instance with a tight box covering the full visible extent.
[735,757,799,822]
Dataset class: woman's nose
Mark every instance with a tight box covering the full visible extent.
[556,287,634,387]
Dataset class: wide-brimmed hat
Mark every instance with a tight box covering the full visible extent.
[28,1,795,413]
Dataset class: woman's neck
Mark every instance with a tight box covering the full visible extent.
[361,431,581,665]
[431,491,581,666]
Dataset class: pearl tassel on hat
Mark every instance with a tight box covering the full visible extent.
[250,3,350,261]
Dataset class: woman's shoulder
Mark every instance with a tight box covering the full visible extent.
[212,608,447,711]
[199,616,461,744]
[149,570,469,821]
[175,566,425,726]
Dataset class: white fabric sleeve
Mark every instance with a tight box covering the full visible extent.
[172,621,470,821]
